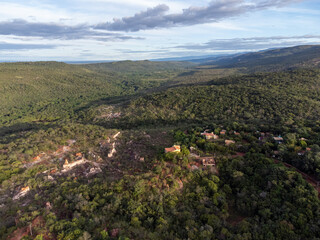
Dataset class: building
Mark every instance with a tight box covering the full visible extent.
[201,157,215,167]
[220,130,227,135]
[165,145,181,153]
[225,140,236,146]
[33,155,41,161]
[75,152,83,160]
[201,132,219,140]
[273,136,283,144]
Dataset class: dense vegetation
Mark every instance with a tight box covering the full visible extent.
[0,61,191,127]
[104,69,320,128]
[1,45,320,239]
[2,125,320,239]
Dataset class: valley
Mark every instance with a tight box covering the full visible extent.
[1,45,320,240]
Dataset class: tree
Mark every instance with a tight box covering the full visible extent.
[79,231,92,240]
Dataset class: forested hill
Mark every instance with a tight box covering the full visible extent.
[203,45,320,72]
[2,48,320,240]
[97,68,320,129]
[0,61,192,127]
[84,60,195,73]
[3,45,320,128]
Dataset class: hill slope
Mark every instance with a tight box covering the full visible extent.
[0,61,191,126]
[204,45,320,72]
[98,68,320,128]
[2,47,320,240]
[84,60,194,73]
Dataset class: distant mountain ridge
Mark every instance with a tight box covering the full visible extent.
[149,54,233,62]
[201,45,320,71]
[83,60,195,73]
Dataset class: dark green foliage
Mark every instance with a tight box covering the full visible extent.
[0,61,190,127]
[2,54,320,239]
[219,153,320,239]
[109,69,320,128]
[84,60,194,73]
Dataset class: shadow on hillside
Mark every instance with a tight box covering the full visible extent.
[94,116,276,132]
[72,75,217,127]
[74,80,212,119]
[0,122,57,144]
[74,94,142,113]
[177,70,197,77]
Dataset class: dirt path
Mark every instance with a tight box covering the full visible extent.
[108,131,121,158]
[113,131,121,139]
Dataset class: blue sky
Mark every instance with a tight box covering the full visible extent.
[0,0,319,61]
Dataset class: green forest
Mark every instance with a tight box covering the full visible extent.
[1,45,320,240]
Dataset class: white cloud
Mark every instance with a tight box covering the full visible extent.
[96,0,305,32]
[0,0,317,61]
[0,2,68,22]
[175,35,320,51]
[77,0,191,11]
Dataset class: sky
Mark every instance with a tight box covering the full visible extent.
[0,0,320,61]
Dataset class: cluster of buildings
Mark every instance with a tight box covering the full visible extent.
[201,130,237,146]
[164,129,241,168]
[165,145,181,153]
[201,132,219,140]
[164,143,216,167]
[164,128,312,170]
[200,157,215,167]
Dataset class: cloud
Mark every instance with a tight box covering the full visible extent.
[118,49,166,54]
[0,19,88,39]
[0,19,139,41]
[0,1,304,39]
[175,35,320,51]
[95,0,303,32]
[0,42,57,50]
[96,4,169,31]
